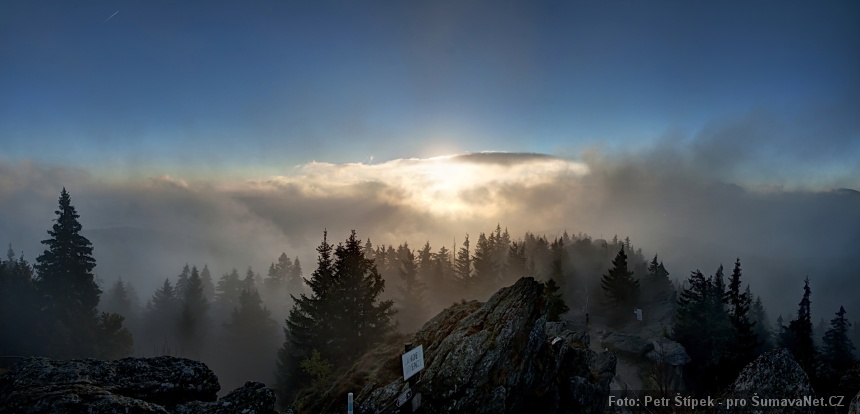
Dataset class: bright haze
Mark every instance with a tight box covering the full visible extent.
[1,1,858,319]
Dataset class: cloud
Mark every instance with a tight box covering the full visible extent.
[1,143,858,320]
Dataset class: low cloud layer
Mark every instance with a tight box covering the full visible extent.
[1,139,858,321]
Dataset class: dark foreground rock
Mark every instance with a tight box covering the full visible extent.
[724,348,816,414]
[850,390,860,414]
[295,277,616,414]
[0,355,277,414]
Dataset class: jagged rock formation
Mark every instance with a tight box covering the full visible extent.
[295,277,616,414]
[724,348,816,414]
[546,321,590,348]
[0,355,277,414]
[850,390,860,414]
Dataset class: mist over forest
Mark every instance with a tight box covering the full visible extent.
[2,142,858,320]
[2,1,860,411]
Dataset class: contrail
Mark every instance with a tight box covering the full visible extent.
[104,10,119,23]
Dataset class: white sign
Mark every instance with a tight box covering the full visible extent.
[401,344,425,381]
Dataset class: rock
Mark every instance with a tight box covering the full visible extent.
[296,277,616,413]
[645,337,690,366]
[850,390,860,414]
[546,321,590,348]
[725,348,816,414]
[0,356,277,414]
[601,332,654,357]
[176,381,277,414]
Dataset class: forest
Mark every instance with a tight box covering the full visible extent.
[1,188,858,410]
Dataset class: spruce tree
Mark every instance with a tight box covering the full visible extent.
[200,265,215,302]
[276,230,394,407]
[545,279,569,321]
[0,251,39,355]
[221,288,278,390]
[749,292,772,353]
[454,234,472,294]
[549,237,566,290]
[492,225,511,280]
[277,230,337,405]
[428,245,455,308]
[472,232,497,297]
[506,241,528,282]
[785,276,817,380]
[175,263,191,299]
[417,242,434,291]
[723,259,760,383]
[103,279,130,316]
[600,245,640,313]
[35,188,103,358]
[178,265,209,358]
[642,255,673,303]
[215,268,243,321]
[289,257,303,294]
[244,267,257,292]
[396,243,427,332]
[821,306,855,385]
[95,312,133,359]
[329,231,396,356]
[673,268,733,392]
[143,278,180,355]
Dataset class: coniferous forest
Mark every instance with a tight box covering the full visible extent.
[2,188,858,411]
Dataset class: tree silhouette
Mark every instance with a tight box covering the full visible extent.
[783,276,817,380]
[178,265,209,358]
[472,232,497,297]
[600,245,640,312]
[454,234,472,294]
[395,243,428,332]
[818,305,856,395]
[673,268,732,392]
[0,248,39,355]
[35,188,103,358]
[276,230,394,407]
[143,278,180,355]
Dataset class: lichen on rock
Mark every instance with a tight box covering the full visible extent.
[0,356,276,414]
[295,277,616,414]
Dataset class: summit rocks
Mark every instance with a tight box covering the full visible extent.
[296,277,616,414]
[0,356,276,414]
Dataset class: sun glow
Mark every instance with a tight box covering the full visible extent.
[252,153,590,218]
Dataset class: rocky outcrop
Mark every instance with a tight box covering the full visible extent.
[850,390,860,414]
[297,277,616,414]
[546,321,590,348]
[725,348,816,414]
[0,356,277,414]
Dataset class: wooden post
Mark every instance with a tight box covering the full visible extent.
[404,342,417,388]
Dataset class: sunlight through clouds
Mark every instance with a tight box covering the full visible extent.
[252,153,590,218]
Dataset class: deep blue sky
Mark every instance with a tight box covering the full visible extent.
[2,1,858,184]
[2,1,860,318]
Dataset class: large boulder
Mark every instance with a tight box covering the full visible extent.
[725,348,816,414]
[0,356,277,414]
[601,332,654,357]
[296,277,616,414]
[175,381,277,414]
[850,390,860,414]
[645,337,690,366]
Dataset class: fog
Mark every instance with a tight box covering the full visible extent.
[1,118,859,325]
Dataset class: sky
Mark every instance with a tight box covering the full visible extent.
[1,1,859,318]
